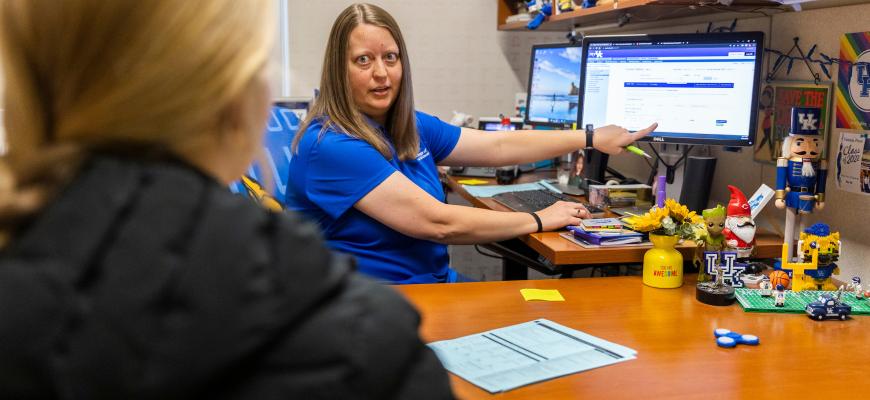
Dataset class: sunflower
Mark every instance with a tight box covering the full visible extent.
[624,206,669,232]
[665,198,691,222]
[624,199,707,239]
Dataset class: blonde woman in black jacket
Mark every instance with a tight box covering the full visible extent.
[0,1,452,398]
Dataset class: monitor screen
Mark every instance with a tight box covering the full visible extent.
[579,32,764,146]
[525,42,583,127]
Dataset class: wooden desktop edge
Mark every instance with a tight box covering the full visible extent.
[443,172,783,265]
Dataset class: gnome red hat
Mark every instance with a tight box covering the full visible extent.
[727,185,751,217]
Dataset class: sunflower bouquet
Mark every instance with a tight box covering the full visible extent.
[623,199,707,241]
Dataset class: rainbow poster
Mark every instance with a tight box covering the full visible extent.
[835,32,870,129]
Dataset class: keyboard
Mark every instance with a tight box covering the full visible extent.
[493,189,605,216]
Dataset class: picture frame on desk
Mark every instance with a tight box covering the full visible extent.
[754,80,832,164]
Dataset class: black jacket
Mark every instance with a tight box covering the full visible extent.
[0,156,453,399]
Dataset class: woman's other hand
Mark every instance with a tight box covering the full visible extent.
[534,201,590,231]
[593,123,657,155]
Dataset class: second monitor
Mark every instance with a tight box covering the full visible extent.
[525,42,583,127]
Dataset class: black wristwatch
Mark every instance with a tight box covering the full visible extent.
[584,124,594,149]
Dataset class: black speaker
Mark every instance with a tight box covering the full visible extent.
[680,156,717,213]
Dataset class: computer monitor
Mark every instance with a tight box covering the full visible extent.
[579,32,764,146]
[524,42,583,127]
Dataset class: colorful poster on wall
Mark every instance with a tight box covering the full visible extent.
[834,32,870,130]
[754,81,831,164]
[834,132,870,195]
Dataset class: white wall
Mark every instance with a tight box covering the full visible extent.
[288,1,870,280]
[287,0,565,120]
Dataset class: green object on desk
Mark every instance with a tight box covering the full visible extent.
[625,145,652,159]
[735,288,870,315]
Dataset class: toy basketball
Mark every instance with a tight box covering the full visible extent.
[769,270,790,289]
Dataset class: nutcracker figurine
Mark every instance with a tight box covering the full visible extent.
[776,107,827,261]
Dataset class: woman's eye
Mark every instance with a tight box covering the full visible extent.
[385,52,399,62]
[356,55,370,64]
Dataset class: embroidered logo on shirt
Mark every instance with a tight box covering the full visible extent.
[415,148,431,161]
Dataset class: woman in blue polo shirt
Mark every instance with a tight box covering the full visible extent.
[287,3,656,284]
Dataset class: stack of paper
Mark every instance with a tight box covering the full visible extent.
[580,218,627,232]
[428,319,637,393]
[566,225,644,246]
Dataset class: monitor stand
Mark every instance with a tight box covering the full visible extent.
[553,181,585,196]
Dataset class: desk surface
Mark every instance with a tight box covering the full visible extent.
[398,277,870,399]
[445,172,782,265]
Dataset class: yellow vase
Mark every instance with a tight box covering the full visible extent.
[643,234,683,288]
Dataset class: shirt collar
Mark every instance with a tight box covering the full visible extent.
[362,114,387,134]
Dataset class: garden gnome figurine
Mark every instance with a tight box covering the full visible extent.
[722,185,756,259]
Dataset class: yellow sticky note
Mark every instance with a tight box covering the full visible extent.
[520,289,565,302]
[457,179,489,185]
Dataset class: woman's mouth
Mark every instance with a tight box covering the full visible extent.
[371,86,390,96]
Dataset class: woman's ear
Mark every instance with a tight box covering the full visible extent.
[219,74,272,143]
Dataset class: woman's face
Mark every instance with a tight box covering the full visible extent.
[346,24,402,125]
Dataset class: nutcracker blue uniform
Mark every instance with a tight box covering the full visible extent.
[776,107,827,261]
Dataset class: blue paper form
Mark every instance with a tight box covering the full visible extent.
[462,181,548,198]
[427,319,637,393]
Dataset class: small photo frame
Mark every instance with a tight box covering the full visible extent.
[753,80,832,164]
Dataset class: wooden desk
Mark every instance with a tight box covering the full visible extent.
[445,173,783,279]
[398,276,870,398]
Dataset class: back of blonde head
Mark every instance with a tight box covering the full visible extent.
[0,0,274,242]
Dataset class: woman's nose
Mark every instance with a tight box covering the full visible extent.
[372,59,387,79]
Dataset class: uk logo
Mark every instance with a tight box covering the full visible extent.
[856,64,870,97]
[848,50,870,112]
[704,252,746,287]
[592,50,603,58]
[798,112,818,130]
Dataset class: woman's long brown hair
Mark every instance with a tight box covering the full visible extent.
[293,3,419,161]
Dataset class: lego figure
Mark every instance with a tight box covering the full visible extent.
[774,284,786,307]
[759,276,773,297]
[847,276,864,300]
[788,223,840,292]
[776,107,827,261]
[557,0,575,12]
[722,185,756,259]
[694,205,726,282]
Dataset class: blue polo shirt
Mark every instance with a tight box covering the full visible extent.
[286,111,461,284]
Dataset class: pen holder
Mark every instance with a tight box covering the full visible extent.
[643,234,683,288]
